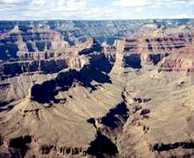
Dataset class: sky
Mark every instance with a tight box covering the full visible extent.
[0,0,194,20]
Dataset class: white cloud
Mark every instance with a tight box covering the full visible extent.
[21,0,87,20]
[0,0,194,20]
[112,0,151,7]
[112,0,194,7]
[29,0,87,11]
[0,0,26,4]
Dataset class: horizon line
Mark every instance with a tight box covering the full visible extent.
[0,18,194,22]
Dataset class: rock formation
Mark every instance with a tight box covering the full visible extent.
[1,20,194,158]
[110,39,126,74]
[159,45,194,72]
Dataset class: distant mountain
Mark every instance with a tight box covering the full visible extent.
[1,19,194,40]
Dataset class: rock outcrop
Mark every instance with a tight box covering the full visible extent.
[159,46,194,72]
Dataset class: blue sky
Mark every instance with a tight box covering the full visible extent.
[0,0,194,20]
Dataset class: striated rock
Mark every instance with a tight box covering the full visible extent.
[1,59,68,78]
[159,46,194,72]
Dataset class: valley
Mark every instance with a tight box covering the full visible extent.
[0,19,194,158]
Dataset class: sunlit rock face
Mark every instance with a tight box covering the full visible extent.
[1,19,194,158]
[158,46,194,72]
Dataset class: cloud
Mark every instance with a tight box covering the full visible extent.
[29,0,87,11]
[0,0,24,4]
[0,0,89,20]
[112,0,194,7]
[25,0,88,20]
[0,0,193,20]
[112,0,151,7]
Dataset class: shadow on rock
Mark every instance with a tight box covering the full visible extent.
[90,54,113,73]
[31,80,58,104]
[9,136,32,158]
[101,102,129,129]
[31,65,112,104]
[124,54,142,69]
[87,132,118,158]
[0,100,14,112]
[79,38,102,56]
[79,65,112,90]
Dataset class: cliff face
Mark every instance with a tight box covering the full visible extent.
[0,38,99,79]
[0,27,68,60]
[159,46,194,72]
[117,26,194,72]
[0,59,68,79]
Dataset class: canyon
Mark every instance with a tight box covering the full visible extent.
[0,19,194,158]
